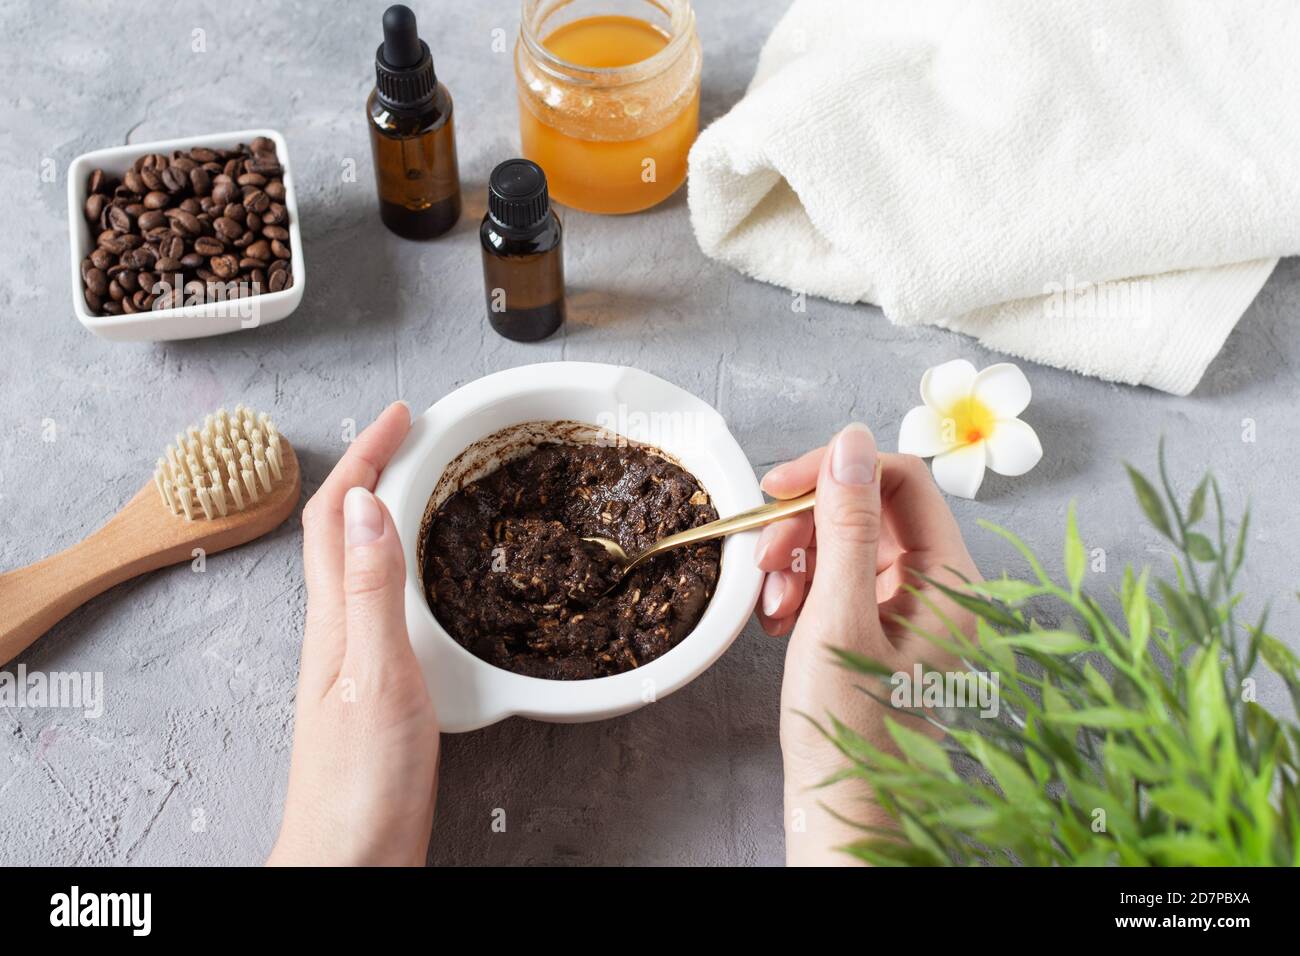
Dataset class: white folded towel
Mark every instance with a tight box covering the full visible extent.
[688,0,1300,394]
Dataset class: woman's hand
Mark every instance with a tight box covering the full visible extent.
[268,401,438,867]
[755,424,981,866]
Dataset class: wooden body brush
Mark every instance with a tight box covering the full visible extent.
[0,405,300,666]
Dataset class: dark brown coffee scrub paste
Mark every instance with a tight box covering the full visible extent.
[422,440,721,680]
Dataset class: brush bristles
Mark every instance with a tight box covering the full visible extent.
[153,404,286,521]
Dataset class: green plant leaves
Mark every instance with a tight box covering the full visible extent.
[1064,501,1086,595]
[1123,567,1152,660]
[1186,532,1216,562]
[994,630,1093,654]
[1125,464,1173,540]
[822,449,1296,867]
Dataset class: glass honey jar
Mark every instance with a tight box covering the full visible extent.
[515,0,702,215]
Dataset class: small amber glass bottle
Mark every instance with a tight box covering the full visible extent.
[367,4,461,239]
[480,159,565,342]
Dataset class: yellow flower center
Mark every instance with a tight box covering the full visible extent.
[945,396,996,446]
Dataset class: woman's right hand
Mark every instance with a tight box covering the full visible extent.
[754,424,982,866]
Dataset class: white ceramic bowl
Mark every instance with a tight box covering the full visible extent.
[67,128,305,342]
[375,362,764,732]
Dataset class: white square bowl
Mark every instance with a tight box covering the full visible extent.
[67,128,305,342]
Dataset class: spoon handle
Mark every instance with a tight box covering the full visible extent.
[632,491,816,569]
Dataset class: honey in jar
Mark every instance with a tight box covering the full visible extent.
[516,1,702,215]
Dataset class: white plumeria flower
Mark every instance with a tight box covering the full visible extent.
[897,359,1043,499]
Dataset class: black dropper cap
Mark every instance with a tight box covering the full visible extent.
[487,159,551,234]
[375,4,436,111]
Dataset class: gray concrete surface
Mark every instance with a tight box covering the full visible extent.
[1,0,1297,866]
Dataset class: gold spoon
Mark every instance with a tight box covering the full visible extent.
[584,491,816,595]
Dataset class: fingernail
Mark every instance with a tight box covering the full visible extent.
[760,463,787,494]
[754,524,776,565]
[762,573,786,617]
[830,423,877,486]
[396,400,412,418]
[344,487,384,546]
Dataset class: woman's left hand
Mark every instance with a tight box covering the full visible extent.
[268,401,439,867]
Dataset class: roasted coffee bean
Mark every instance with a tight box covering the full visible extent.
[168,209,202,236]
[210,254,239,279]
[97,231,125,254]
[157,234,185,260]
[137,209,166,231]
[84,193,107,222]
[107,205,133,232]
[121,246,156,269]
[214,216,243,241]
[247,156,282,177]
[211,179,237,206]
[79,142,292,316]
[161,166,187,192]
[242,188,270,213]
[85,267,108,296]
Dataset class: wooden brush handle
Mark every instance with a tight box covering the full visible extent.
[0,485,184,664]
[0,440,300,667]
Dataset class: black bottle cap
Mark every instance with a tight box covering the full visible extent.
[375,4,436,111]
[488,159,551,233]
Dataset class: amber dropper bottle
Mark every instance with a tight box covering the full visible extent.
[367,4,461,239]
[480,159,565,342]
